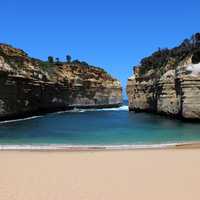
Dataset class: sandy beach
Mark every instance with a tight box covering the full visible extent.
[0,149,200,200]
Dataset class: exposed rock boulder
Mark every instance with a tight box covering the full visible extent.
[0,44,122,120]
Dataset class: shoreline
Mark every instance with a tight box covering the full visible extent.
[0,103,123,122]
[0,105,128,125]
[1,141,200,151]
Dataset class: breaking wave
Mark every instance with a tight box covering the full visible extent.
[0,142,195,150]
[0,105,128,124]
[0,115,42,125]
[53,105,128,114]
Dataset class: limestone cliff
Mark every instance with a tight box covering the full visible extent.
[0,44,122,120]
[127,33,200,120]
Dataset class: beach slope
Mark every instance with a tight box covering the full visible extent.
[0,149,200,200]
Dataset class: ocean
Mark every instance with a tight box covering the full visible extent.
[0,101,200,149]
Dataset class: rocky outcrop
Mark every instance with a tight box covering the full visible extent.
[0,44,122,120]
[127,33,200,120]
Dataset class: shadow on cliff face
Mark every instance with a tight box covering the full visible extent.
[192,50,200,64]
[146,84,158,112]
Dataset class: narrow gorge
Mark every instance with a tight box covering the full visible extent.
[127,33,200,120]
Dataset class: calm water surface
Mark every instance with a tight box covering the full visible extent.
[0,104,200,146]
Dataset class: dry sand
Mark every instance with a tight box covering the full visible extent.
[0,149,200,200]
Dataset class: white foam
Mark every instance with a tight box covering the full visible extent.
[0,105,128,124]
[0,142,191,151]
[54,105,129,114]
[0,115,42,124]
[99,105,128,111]
[0,105,128,125]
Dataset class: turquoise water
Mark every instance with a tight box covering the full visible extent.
[0,103,200,148]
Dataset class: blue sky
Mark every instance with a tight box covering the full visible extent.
[1,0,200,98]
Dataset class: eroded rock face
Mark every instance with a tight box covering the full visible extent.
[127,33,200,120]
[0,44,122,120]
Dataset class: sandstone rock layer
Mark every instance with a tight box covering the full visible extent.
[127,33,200,120]
[0,44,122,120]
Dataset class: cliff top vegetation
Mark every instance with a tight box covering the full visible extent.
[0,43,114,80]
[138,33,200,76]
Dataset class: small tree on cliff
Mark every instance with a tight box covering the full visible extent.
[55,57,60,63]
[66,55,72,63]
[48,56,54,63]
[55,57,62,66]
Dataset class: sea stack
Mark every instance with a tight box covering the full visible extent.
[127,33,200,120]
[0,44,122,120]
